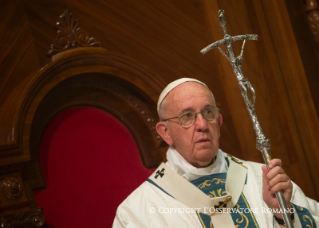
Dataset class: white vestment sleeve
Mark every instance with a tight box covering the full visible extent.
[244,161,319,228]
[266,177,319,228]
[290,182,319,227]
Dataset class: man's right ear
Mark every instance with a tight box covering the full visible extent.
[156,121,173,146]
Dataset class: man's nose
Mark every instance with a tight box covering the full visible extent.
[194,113,208,130]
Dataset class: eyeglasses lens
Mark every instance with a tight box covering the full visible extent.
[179,107,219,127]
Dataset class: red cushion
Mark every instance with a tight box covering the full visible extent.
[35,107,155,227]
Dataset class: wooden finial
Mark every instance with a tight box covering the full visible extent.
[48,8,101,57]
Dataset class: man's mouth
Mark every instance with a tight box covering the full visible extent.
[196,138,211,143]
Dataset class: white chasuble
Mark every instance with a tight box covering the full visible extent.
[113,149,319,228]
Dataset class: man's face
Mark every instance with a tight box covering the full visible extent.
[157,82,222,168]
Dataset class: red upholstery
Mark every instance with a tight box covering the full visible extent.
[35,107,155,227]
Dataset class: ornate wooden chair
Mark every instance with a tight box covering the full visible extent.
[0,9,166,227]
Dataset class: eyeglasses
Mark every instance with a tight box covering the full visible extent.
[162,106,220,127]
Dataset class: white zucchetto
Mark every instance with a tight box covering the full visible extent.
[157,78,208,114]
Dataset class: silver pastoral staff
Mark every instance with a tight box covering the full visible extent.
[201,10,293,228]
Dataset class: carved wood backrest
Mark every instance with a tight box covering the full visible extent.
[27,47,166,189]
[0,9,167,226]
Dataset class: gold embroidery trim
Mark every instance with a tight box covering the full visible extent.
[241,194,259,227]
[208,189,227,198]
[198,178,226,189]
[227,154,247,169]
[303,215,313,228]
[198,194,259,227]
[196,210,207,228]
[209,196,232,216]
[234,208,249,228]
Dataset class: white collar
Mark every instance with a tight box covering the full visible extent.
[166,146,228,181]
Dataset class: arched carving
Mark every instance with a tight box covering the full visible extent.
[28,73,163,189]
[0,47,167,190]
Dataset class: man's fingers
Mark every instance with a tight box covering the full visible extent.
[266,166,285,180]
[262,165,271,195]
[268,173,289,188]
[266,164,291,194]
[268,159,282,169]
[268,180,292,195]
[263,161,291,194]
[262,165,269,185]
[261,159,293,211]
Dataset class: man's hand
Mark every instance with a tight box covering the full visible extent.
[262,159,293,219]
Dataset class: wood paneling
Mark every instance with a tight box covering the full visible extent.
[0,1,41,106]
[0,0,318,210]
[285,0,319,118]
[203,0,319,200]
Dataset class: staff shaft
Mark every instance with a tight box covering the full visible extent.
[201,9,293,228]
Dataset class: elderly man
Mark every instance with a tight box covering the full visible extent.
[113,78,319,227]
